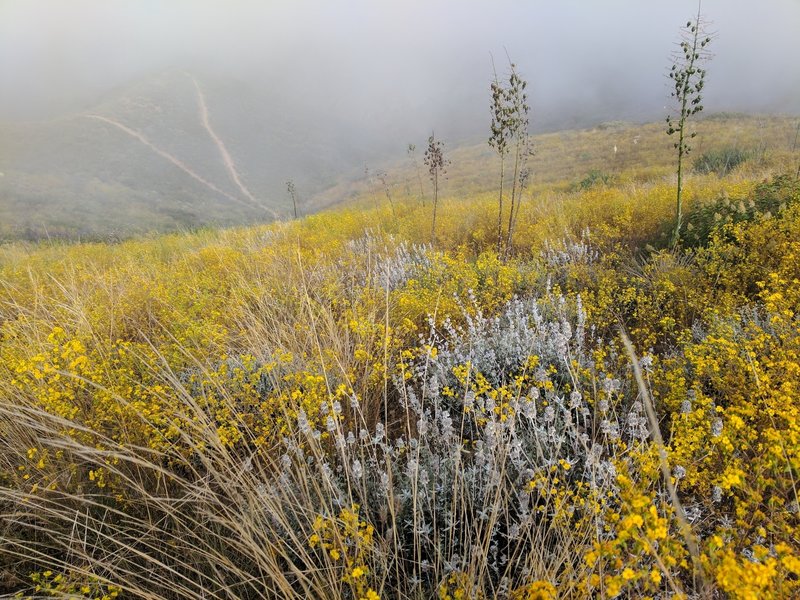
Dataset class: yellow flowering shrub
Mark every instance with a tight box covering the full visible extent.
[2,168,800,598]
[309,504,379,599]
[16,571,121,600]
[438,571,483,600]
[509,580,558,600]
[582,468,687,598]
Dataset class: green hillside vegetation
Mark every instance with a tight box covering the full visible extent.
[2,116,800,597]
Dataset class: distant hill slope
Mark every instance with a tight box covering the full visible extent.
[311,114,800,210]
[1,76,796,243]
[0,71,368,241]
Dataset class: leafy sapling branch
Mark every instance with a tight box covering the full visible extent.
[489,59,532,257]
[424,133,449,243]
[505,64,531,257]
[489,63,510,254]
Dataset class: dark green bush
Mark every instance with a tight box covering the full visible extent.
[575,169,614,191]
[693,147,750,176]
[683,174,800,247]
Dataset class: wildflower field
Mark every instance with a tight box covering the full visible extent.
[2,117,800,598]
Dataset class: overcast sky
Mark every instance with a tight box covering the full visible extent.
[1,0,798,137]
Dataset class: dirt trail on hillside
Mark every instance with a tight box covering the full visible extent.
[191,77,277,217]
[85,114,257,209]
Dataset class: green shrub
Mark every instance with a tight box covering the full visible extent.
[575,169,614,190]
[693,147,750,176]
[683,174,800,247]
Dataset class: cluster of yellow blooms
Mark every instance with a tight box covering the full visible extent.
[16,572,121,600]
[438,572,557,600]
[309,504,380,600]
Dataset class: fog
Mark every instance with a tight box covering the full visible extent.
[1,0,799,239]
[2,0,799,137]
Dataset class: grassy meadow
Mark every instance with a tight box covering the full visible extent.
[2,115,800,598]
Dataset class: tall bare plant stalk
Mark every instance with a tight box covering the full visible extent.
[666,1,712,247]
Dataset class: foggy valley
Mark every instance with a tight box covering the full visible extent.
[1,0,798,239]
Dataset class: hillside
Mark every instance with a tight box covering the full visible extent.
[4,88,796,243]
[2,132,800,597]
[0,71,374,241]
[314,113,800,209]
